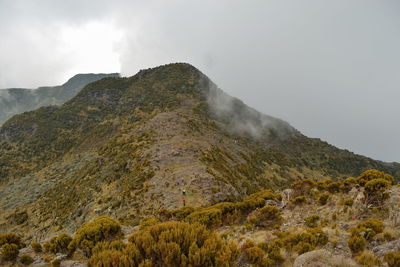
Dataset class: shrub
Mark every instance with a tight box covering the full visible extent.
[304,214,320,228]
[318,192,329,205]
[343,198,354,206]
[20,254,34,265]
[139,217,160,229]
[88,244,141,267]
[291,196,306,205]
[243,246,266,265]
[350,219,385,240]
[279,228,328,253]
[355,251,380,266]
[52,259,61,267]
[74,216,123,256]
[348,236,367,254]
[364,179,391,206]
[358,169,394,185]
[248,206,282,229]
[384,252,400,267]
[291,179,315,196]
[327,182,341,193]
[1,243,19,261]
[128,221,238,266]
[43,234,73,255]
[31,242,42,253]
[240,190,282,211]
[342,177,357,192]
[316,180,331,191]
[294,242,312,254]
[0,233,24,248]
[185,208,222,227]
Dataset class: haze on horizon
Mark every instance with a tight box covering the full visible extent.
[0,0,399,162]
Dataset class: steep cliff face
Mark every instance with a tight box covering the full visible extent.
[0,73,119,125]
[0,63,398,239]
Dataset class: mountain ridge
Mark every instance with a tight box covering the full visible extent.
[0,62,399,240]
[0,72,119,125]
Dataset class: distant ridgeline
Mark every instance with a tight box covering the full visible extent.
[0,73,119,125]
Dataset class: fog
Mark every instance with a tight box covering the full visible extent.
[0,0,399,162]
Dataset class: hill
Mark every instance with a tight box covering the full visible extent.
[0,73,119,125]
[0,63,399,242]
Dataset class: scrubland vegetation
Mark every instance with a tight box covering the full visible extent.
[1,169,399,266]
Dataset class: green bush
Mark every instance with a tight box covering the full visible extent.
[1,243,19,261]
[74,216,123,256]
[248,206,282,229]
[318,192,330,205]
[242,245,266,265]
[128,221,238,266]
[304,214,320,228]
[384,252,400,267]
[277,228,328,254]
[88,243,141,267]
[31,242,42,253]
[348,236,367,254]
[139,217,160,229]
[20,254,34,265]
[342,177,357,192]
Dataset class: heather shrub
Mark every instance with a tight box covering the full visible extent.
[278,228,328,254]
[355,251,380,266]
[384,252,400,267]
[342,177,357,192]
[31,242,42,253]
[327,182,341,193]
[291,196,306,205]
[348,236,367,254]
[248,205,282,229]
[185,208,222,227]
[128,221,238,266]
[364,179,391,206]
[240,190,282,211]
[318,192,330,205]
[349,218,384,241]
[43,234,73,255]
[0,233,24,248]
[74,216,123,256]
[357,169,394,185]
[1,243,19,261]
[139,217,160,229]
[291,179,315,196]
[343,198,354,206]
[304,214,320,228]
[20,254,34,265]
[88,243,141,267]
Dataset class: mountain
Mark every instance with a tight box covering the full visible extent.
[0,73,119,125]
[0,63,399,241]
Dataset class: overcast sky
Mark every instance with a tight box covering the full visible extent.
[0,0,399,162]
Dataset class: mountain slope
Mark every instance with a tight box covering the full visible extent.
[0,63,399,239]
[0,73,119,125]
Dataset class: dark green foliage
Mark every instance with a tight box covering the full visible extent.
[357,169,395,185]
[364,178,391,206]
[185,208,222,228]
[20,254,34,265]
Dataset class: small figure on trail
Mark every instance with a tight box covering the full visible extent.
[182,199,186,207]
[182,189,186,196]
